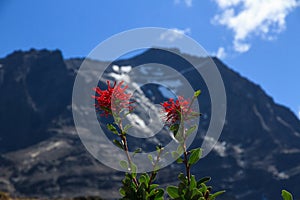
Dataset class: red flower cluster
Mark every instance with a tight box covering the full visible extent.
[161,96,192,124]
[92,80,133,117]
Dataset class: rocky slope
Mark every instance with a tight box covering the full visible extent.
[0,49,300,199]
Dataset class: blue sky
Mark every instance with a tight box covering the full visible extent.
[1,0,299,117]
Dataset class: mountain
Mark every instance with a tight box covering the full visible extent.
[0,48,300,200]
[0,49,73,152]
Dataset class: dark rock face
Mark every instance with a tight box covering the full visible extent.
[0,49,73,152]
[0,48,300,200]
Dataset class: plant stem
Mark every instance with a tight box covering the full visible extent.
[179,118,191,185]
[118,121,139,187]
[183,142,191,185]
[147,148,163,192]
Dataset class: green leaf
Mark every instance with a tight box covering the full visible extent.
[148,154,153,162]
[123,124,132,133]
[177,145,184,155]
[178,173,187,183]
[113,139,123,149]
[186,125,197,137]
[184,189,193,199]
[188,148,202,165]
[172,151,180,158]
[123,111,132,118]
[149,184,159,191]
[114,115,121,125]
[176,157,184,164]
[190,175,197,189]
[133,148,142,157]
[190,111,201,116]
[178,182,185,195]
[119,160,128,169]
[137,182,147,197]
[107,124,119,134]
[130,162,137,177]
[186,111,202,121]
[191,188,202,199]
[210,190,225,199]
[167,186,180,198]
[199,183,207,194]
[154,188,164,199]
[194,90,201,97]
[139,174,148,187]
[99,106,112,115]
[144,173,150,183]
[170,124,180,136]
[197,177,211,188]
[156,145,163,151]
[119,188,125,196]
[150,172,157,182]
[154,164,160,171]
[282,190,293,200]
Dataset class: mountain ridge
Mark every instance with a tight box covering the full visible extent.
[0,48,299,199]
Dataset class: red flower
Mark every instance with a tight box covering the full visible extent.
[92,80,133,117]
[161,96,192,124]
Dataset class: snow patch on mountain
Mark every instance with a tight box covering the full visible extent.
[253,105,271,132]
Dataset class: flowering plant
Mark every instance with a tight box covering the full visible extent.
[92,80,134,117]
[89,79,298,199]
[92,80,224,200]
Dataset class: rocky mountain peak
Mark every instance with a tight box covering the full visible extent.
[0,48,299,199]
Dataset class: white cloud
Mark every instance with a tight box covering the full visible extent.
[298,107,300,119]
[213,0,299,53]
[214,47,227,59]
[234,40,251,53]
[174,0,193,7]
[159,28,191,42]
[215,0,241,9]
